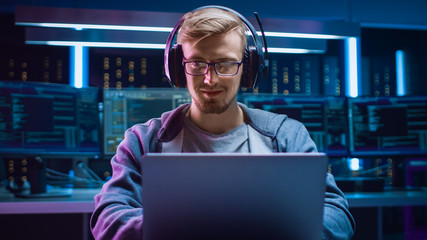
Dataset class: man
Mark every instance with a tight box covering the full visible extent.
[90,6,355,239]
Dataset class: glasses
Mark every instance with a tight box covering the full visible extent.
[182,61,243,76]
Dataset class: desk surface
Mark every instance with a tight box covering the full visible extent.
[1,187,427,214]
[345,189,427,207]
[0,187,100,214]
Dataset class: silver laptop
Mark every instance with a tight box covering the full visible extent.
[142,152,328,240]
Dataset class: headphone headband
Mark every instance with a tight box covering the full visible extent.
[164,5,268,88]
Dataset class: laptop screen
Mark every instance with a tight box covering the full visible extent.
[142,152,328,240]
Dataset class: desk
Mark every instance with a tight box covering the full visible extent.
[2,188,426,213]
[0,187,99,215]
[0,187,100,240]
[346,190,427,207]
[346,190,427,240]
[1,188,427,240]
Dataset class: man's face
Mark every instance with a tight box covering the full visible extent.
[181,30,244,114]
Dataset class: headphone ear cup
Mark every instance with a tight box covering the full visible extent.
[168,45,186,87]
[241,46,260,88]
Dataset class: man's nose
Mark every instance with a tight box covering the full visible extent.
[204,65,219,85]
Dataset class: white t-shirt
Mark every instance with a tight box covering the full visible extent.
[182,116,250,153]
[160,114,274,153]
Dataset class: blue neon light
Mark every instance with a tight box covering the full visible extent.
[396,50,406,96]
[70,45,88,88]
[345,37,359,97]
[348,158,362,171]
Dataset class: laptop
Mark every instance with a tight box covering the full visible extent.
[142,152,328,240]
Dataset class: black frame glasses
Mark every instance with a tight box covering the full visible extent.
[182,61,243,76]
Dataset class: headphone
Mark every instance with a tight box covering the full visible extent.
[164,5,269,88]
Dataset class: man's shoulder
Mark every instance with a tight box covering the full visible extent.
[239,103,287,136]
[127,118,163,138]
[240,103,288,123]
[240,103,308,135]
[129,103,189,130]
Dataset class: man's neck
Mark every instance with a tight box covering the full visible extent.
[188,103,244,135]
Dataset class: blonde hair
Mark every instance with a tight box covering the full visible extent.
[177,7,247,53]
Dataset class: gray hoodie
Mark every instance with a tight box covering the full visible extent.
[90,103,355,239]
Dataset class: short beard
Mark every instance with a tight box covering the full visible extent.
[193,89,238,114]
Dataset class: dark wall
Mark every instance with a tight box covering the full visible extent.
[1,0,427,29]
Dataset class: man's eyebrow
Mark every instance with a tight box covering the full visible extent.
[215,57,240,61]
[182,55,204,61]
[183,56,240,62]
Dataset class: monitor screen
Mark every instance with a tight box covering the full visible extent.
[0,81,101,156]
[103,88,191,156]
[241,94,348,155]
[349,96,427,155]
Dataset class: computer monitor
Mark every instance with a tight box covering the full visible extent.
[241,94,348,156]
[0,81,101,156]
[349,96,427,155]
[103,88,191,156]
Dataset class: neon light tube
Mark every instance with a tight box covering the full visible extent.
[267,47,325,54]
[18,22,345,39]
[27,41,324,54]
[27,41,167,49]
[17,22,174,32]
[348,158,361,171]
[396,50,406,96]
[345,37,359,97]
[70,45,88,88]
[261,31,343,39]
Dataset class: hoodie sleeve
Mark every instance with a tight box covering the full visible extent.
[90,124,150,240]
[277,118,356,240]
[90,106,187,240]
